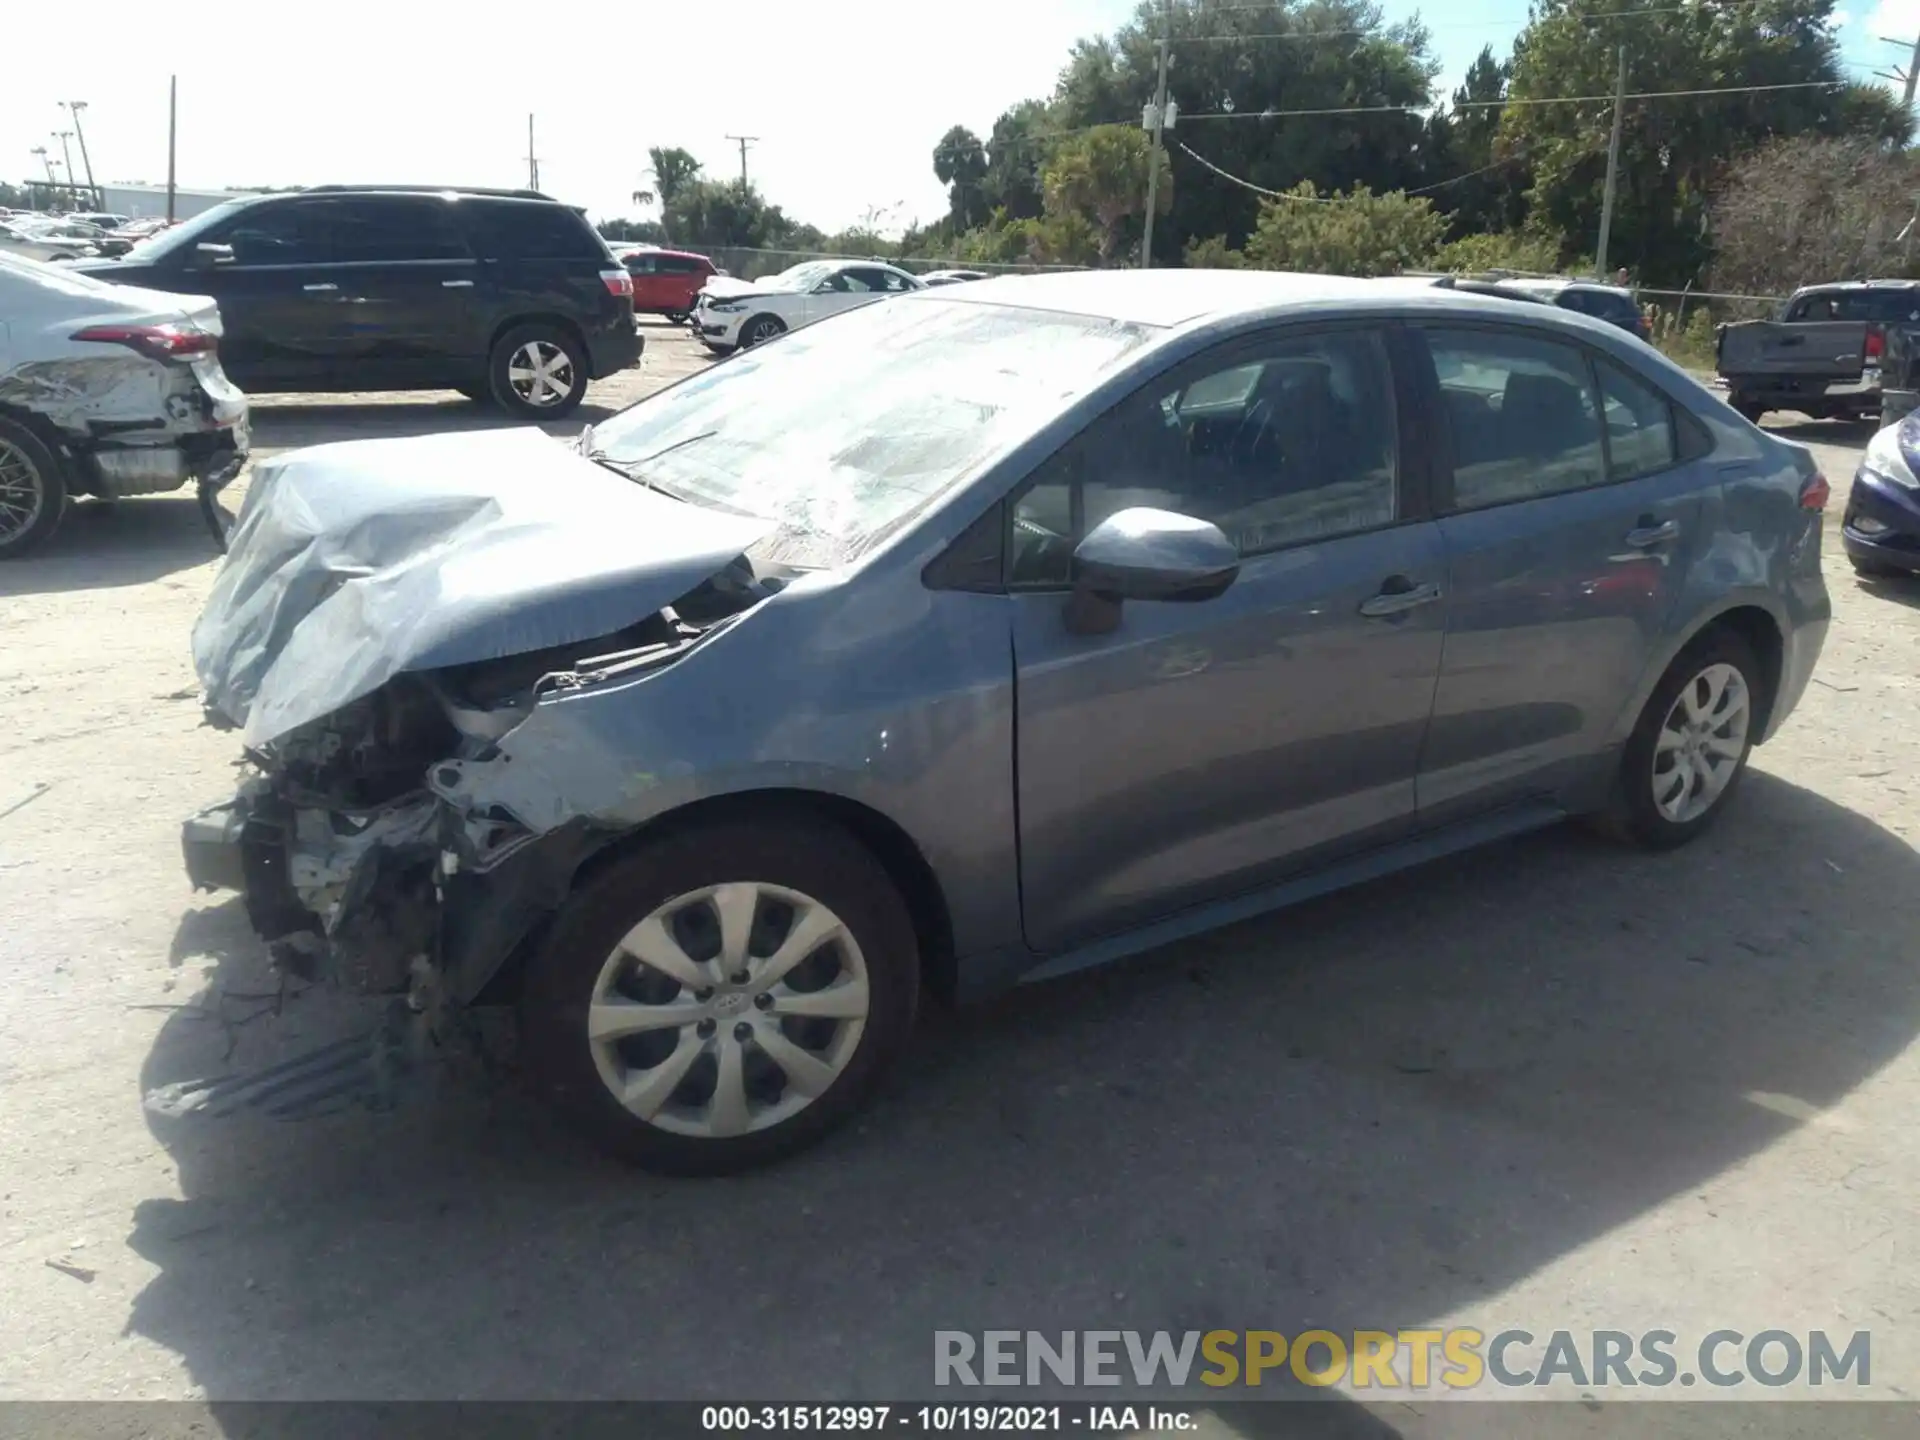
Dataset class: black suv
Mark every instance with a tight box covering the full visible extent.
[73,186,641,419]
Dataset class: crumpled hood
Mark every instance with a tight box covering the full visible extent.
[193,427,774,747]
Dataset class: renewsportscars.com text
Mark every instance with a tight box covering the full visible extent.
[934,1329,1871,1391]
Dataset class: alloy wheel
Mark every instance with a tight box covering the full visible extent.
[745,319,782,346]
[506,340,576,408]
[0,438,45,546]
[586,882,870,1139]
[1651,661,1751,824]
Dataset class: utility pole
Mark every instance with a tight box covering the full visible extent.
[166,76,177,222]
[31,146,54,201]
[726,134,758,190]
[1596,45,1627,279]
[62,101,97,203]
[53,131,76,206]
[1877,32,1920,108]
[1141,15,1173,270]
[526,114,539,190]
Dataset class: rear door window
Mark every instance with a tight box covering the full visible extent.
[1595,358,1677,479]
[1425,327,1607,511]
[329,198,469,263]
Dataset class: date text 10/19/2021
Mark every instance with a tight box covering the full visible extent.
[701,1407,1192,1432]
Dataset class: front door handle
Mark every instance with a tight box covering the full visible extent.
[1359,578,1443,618]
[442,278,474,289]
[1624,518,1680,549]
[302,282,338,293]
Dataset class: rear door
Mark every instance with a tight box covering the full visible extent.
[1411,324,1712,821]
[319,196,480,386]
[1009,323,1448,951]
[625,251,666,312]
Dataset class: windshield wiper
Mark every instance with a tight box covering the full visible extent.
[574,424,715,501]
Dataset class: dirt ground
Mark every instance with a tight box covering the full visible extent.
[2,322,1918,1421]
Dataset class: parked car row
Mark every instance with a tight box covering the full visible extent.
[692,258,927,353]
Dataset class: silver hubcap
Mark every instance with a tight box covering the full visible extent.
[1652,662,1751,824]
[0,438,45,544]
[747,320,780,345]
[506,340,576,407]
[587,882,869,1139]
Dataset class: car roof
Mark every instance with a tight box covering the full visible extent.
[1790,279,1920,295]
[625,246,710,261]
[933,268,1395,327]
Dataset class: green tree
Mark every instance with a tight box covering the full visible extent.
[1049,0,1439,260]
[1500,0,1907,286]
[1184,234,1248,268]
[1432,230,1565,274]
[631,147,705,242]
[982,101,1054,220]
[665,179,795,249]
[933,126,990,231]
[1710,136,1920,294]
[1421,47,1529,239]
[1241,184,1446,276]
[1040,124,1170,263]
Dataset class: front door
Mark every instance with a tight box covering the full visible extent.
[1410,324,1711,820]
[170,200,345,388]
[1009,325,1448,953]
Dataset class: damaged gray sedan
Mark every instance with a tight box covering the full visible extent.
[182,271,1829,1171]
[0,252,246,557]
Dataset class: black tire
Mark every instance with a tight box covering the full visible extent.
[1594,627,1764,851]
[739,314,787,348]
[1732,399,1766,423]
[665,311,689,326]
[519,815,920,1175]
[0,417,69,560]
[487,322,590,420]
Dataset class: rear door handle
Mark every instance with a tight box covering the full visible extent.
[1359,579,1443,618]
[1624,519,1680,548]
[442,278,474,289]
[302,282,338,293]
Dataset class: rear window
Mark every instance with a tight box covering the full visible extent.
[460,201,607,261]
[1789,290,1920,323]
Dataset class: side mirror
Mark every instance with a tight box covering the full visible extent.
[191,242,234,267]
[1065,507,1239,635]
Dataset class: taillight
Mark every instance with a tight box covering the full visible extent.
[70,323,216,362]
[600,269,633,299]
[1867,330,1884,359]
[1800,472,1831,511]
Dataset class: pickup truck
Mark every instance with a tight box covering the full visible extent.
[1717,280,1920,423]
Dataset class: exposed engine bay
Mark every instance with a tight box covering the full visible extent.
[185,552,776,1002]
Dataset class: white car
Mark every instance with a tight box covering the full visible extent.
[0,220,100,263]
[692,259,924,352]
[0,251,249,557]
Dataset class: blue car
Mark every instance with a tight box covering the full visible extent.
[1845,414,1920,577]
[182,271,1833,1172]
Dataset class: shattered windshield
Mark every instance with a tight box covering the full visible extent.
[589,296,1156,569]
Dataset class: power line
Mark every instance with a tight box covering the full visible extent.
[1176,140,1340,200]
[1177,79,1847,121]
[1169,0,1816,42]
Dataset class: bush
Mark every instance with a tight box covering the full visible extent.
[1184,235,1248,269]
[1431,231,1564,275]
[1242,184,1447,277]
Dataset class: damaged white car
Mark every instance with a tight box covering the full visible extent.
[0,252,248,557]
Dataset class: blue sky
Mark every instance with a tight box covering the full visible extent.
[4,0,1910,237]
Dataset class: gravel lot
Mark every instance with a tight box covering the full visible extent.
[2,321,1918,1425]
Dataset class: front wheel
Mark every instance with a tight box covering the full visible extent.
[0,417,68,560]
[1595,629,1763,850]
[488,323,590,419]
[665,310,689,326]
[740,314,787,348]
[519,816,920,1174]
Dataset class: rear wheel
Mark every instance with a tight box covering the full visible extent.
[488,323,590,419]
[1595,629,1763,850]
[0,418,68,560]
[519,816,920,1174]
[1732,399,1766,423]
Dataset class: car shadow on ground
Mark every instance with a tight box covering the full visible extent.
[1852,570,1920,611]
[128,773,1920,1407]
[1764,416,1880,447]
